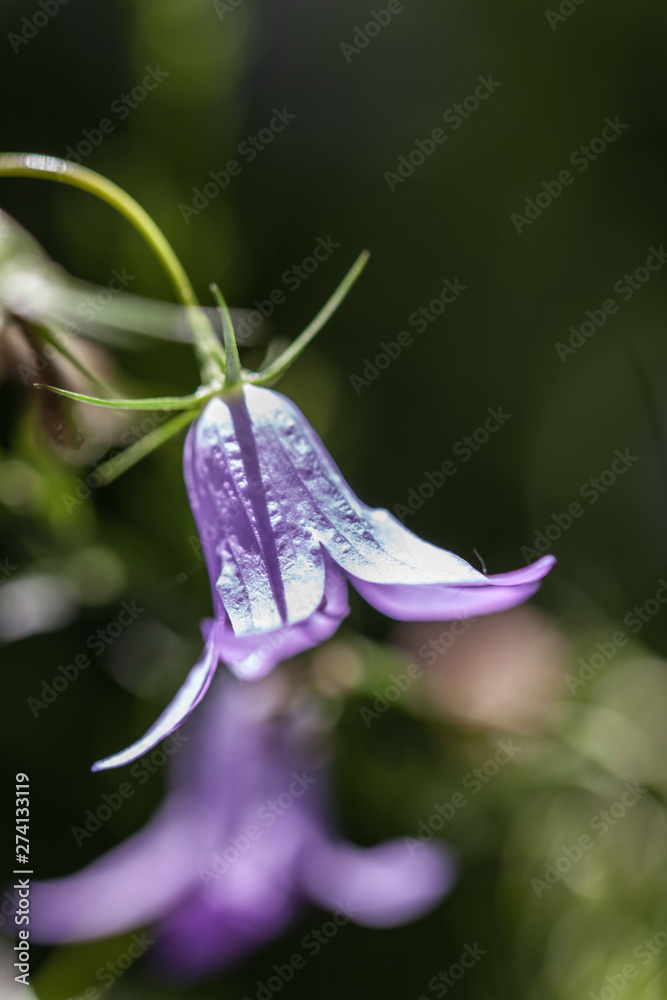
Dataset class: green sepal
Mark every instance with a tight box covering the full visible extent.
[33,382,217,411]
[210,283,241,387]
[95,409,198,485]
[248,250,370,386]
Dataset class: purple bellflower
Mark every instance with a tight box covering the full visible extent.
[0,166,554,774]
[93,384,554,772]
[30,674,455,982]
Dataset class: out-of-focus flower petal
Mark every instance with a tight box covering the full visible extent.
[30,673,457,978]
[299,836,456,927]
[152,890,301,981]
[92,632,219,771]
[29,803,213,943]
[153,804,310,979]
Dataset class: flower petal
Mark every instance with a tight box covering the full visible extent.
[211,552,350,681]
[186,386,553,642]
[30,801,211,943]
[350,554,555,620]
[299,836,456,927]
[92,632,219,772]
[185,391,328,636]
[152,802,311,979]
[151,890,300,981]
[240,386,489,587]
[185,387,489,642]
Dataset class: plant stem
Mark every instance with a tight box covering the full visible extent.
[0,154,226,378]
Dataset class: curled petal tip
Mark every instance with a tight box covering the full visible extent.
[91,635,219,772]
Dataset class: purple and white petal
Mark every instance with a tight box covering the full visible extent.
[211,553,350,681]
[185,386,553,644]
[185,391,329,636]
[92,632,219,772]
[350,555,555,620]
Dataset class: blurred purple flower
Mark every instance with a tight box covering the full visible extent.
[94,385,553,770]
[31,674,455,982]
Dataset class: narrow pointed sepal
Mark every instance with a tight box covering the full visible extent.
[92,633,219,771]
[34,382,214,411]
[210,283,241,387]
[249,250,370,386]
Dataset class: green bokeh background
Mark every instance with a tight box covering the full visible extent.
[2,1,667,998]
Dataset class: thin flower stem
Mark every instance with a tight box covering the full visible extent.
[95,409,198,485]
[249,250,370,385]
[34,382,216,411]
[0,154,226,378]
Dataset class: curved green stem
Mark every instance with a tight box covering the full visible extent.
[0,154,195,305]
[0,154,225,378]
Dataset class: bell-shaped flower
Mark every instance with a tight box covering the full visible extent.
[0,167,555,773]
[29,674,455,982]
[93,384,553,771]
